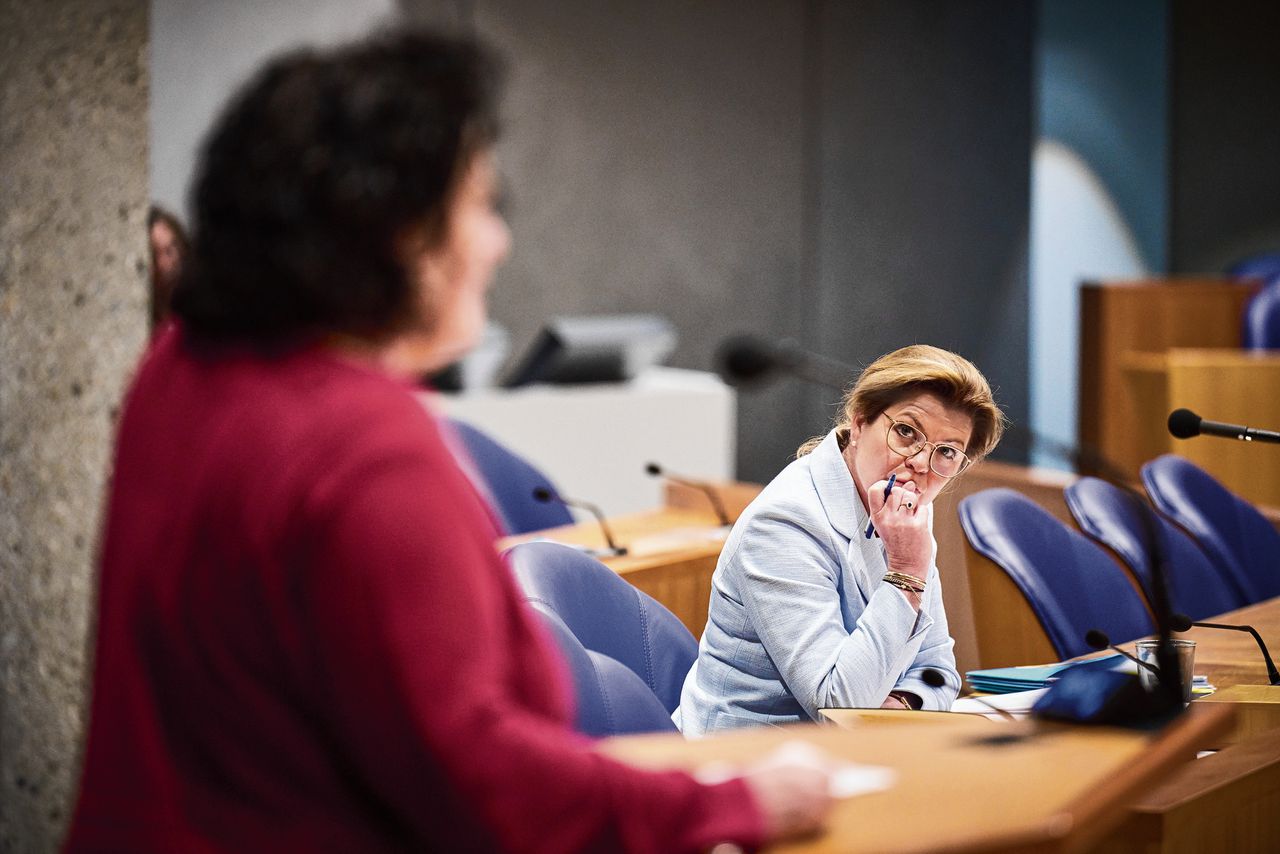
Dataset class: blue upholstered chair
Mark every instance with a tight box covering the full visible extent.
[1140,455,1280,602]
[505,541,697,715]
[446,418,573,535]
[1228,252,1280,284]
[959,488,1155,661]
[1243,278,1280,350]
[533,608,676,737]
[1064,477,1247,620]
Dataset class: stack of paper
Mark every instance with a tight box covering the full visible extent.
[966,653,1127,694]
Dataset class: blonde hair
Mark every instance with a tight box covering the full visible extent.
[797,344,1005,464]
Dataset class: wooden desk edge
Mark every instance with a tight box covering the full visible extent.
[1056,703,1236,853]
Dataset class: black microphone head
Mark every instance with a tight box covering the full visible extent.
[1168,408,1202,439]
[644,462,662,477]
[1169,613,1194,633]
[531,487,554,503]
[715,335,779,386]
[1084,629,1111,651]
[920,668,946,689]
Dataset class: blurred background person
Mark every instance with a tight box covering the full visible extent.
[147,204,189,331]
[65,30,829,853]
[677,345,1004,736]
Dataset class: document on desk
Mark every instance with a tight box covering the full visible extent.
[951,688,1049,719]
[694,739,896,799]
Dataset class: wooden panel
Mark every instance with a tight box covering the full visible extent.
[1079,278,1255,478]
[1095,596,1280,852]
[1165,349,1280,508]
[604,706,1232,853]
[965,547,1060,670]
[1096,725,1280,854]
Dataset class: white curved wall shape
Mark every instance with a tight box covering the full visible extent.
[1029,139,1147,468]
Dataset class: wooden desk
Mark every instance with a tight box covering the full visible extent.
[1094,597,1280,852]
[604,707,1232,853]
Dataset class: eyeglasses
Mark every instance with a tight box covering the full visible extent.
[882,413,971,478]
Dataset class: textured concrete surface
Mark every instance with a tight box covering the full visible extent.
[0,2,149,851]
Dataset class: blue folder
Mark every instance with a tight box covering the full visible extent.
[966,654,1126,694]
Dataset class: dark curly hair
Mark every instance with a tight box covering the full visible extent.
[172,31,503,344]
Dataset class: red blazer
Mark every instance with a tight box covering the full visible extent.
[66,327,763,853]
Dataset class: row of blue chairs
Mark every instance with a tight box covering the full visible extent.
[447,418,693,735]
[960,454,1280,662]
[1231,252,1280,349]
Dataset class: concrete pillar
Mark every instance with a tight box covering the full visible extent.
[0,1,149,850]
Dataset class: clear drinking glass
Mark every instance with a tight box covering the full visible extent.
[1135,638,1196,703]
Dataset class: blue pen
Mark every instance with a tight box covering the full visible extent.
[864,473,896,539]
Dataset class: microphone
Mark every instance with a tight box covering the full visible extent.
[1085,629,1160,676]
[531,488,628,556]
[1170,613,1280,686]
[1168,407,1280,444]
[645,462,731,526]
[716,335,854,391]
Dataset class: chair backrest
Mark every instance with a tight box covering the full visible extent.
[1243,278,1280,350]
[1064,477,1247,619]
[532,609,676,737]
[1228,252,1280,283]
[446,418,573,535]
[505,541,697,713]
[959,488,1155,660]
[1141,454,1280,602]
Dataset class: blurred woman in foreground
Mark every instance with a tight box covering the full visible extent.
[67,32,827,852]
[677,346,1004,736]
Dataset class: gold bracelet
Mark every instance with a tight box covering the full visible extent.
[883,572,925,593]
[888,691,913,710]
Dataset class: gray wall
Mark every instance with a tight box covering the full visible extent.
[1037,0,1168,271]
[151,0,398,219]
[0,2,150,851]
[807,2,1032,446]
[463,0,812,481]
[406,0,1033,481]
[1170,0,1280,273]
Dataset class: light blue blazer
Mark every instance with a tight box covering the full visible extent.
[674,429,960,736]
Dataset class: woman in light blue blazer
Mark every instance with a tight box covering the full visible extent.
[676,345,1004,735]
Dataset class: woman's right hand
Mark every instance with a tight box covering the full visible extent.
[740,759,832,842]
[867,478,933,582]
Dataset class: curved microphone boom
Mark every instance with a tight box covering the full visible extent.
[645,463,730,526]
[1170,613,1280,686]
[1168,407,1280,444]
[531,488,627,556]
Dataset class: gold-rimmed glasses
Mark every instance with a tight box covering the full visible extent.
[883,413,971,478]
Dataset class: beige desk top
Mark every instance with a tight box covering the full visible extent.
[603,707,1232,853]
